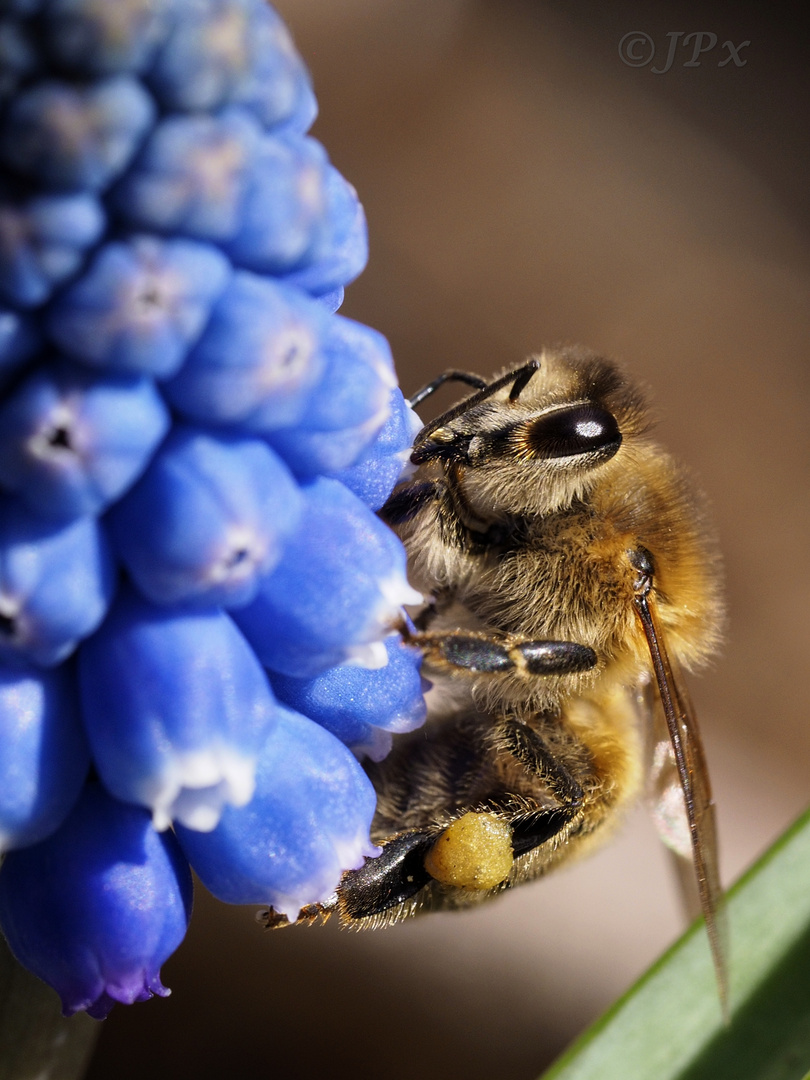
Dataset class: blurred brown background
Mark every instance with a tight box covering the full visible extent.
[87,3,810,1078]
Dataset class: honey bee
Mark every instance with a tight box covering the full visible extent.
[264,346,726,1005]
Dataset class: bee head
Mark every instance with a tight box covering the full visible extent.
[411,347,650,516]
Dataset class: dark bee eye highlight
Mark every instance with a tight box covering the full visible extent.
[525,405,621,460]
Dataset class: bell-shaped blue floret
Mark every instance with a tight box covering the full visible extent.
[0,0,416,1016]
[316,287,344,313]
[112,108,262,239]
[0,662,89,853]
[0,360,170,521]
[0,307,40,391]
[333,387,422,510]
[42,0,174,76]
[175,705,378,917]
[147,0,316,132]
[0,782,193,1018]
[107,425,302,608]
[0,1,44,17]
[267,315,395,476]
[0,495,116,667]
[0,75,156,192]
[0,16,39,100]
[78,585,280,831]
[223,135,328,274]
[270,632,427,762]
[47,235,231,377]
[232,477,422,677]
[237,2,317,134]
[282,166,368,296]
[162,271,328,431]
[0,193,105,308]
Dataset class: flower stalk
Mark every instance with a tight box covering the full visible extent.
[0,931,99,1080]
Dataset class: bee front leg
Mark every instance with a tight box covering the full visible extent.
[405,628,597,678]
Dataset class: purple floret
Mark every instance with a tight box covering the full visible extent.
[0,783,193,1018]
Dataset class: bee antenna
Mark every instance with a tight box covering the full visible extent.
[415,359,543,443]
[409,370,488,409]
[508,358,541,401]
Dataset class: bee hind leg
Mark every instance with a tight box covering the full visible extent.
[332,832,438,923]
[260,833,440,928]
[328,720,589,925]
[495,715,586,854]
[258,900,335,929]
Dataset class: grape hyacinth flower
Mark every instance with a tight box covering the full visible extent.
[0,0,424,1021]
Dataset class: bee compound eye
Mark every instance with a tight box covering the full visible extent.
[527,404,622,460]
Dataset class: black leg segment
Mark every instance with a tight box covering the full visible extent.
[410,629,597,679]
[336,832,436,921]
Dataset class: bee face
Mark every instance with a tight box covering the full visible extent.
[264,348,727,1011]
[411,347,651,520]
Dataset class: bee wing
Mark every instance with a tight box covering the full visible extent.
[634,589,728,1016]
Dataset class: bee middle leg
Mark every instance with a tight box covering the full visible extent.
[405,627,597,678]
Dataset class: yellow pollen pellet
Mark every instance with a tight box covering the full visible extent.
[423,811,514,890]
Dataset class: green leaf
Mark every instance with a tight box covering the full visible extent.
[540,805,810,1080]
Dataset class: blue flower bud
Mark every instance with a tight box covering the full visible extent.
[162,271,328,431]
[1,0,43,13]
[0,662,89,853]
[333,387,422,510]
[0,495,115,667]
[0,193,105,307]
[281,166,368,296]
[0,17,39,103]
[175,706,378,917]
[0,75,156,192]
[42,0,173,76]
[0,306,40,390]
[232,477,422,677]
[113,108,262,239]
[233,2,317,134]
[78,586,281,830]
[0,360,170,521]
[146,0,317,131]
[47,235,231,377]
[0,782,193,1018]
[107,425,302,608]
[317,286,344,313]
[223,135,328,274]
[270,632,427,761]
[267,315,395,476]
